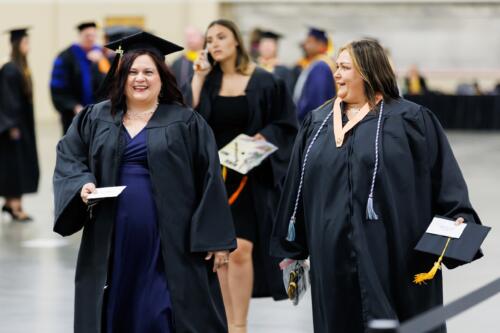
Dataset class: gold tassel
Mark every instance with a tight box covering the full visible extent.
[222,166,227,182]
[413,237,451,285]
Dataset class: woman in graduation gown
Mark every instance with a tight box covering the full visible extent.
[190,19,298,332]
[53,31,237,333]
[271,39,481,333]
[0,28,39,221]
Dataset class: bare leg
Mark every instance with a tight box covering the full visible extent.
[228,238,254,333]
[217,265,234,328]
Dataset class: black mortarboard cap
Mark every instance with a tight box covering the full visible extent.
[260,30,282,40]
[104,31,183,58]
[7,27,29,43]
[98,31,183,99]
[77,22,97,31]
[104,26,142,43]
[415,220,490,268]
[412,217,490,285]
[308,27,328,43]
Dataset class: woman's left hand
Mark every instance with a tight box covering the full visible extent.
[455,217,465,225]
[205,250,230,272]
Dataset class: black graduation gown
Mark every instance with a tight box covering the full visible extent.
[273,65,294,95]
[271,98,482,332]
[196,66,298,300]
[50,46,106,133]
[171,55,194,95]
[53,100,237,333]
[0,62,39,196]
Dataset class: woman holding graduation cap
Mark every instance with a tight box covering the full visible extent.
[0,28,39,221]
[271,39,482,333]
[53,31,236,333]
[191,19,297,332]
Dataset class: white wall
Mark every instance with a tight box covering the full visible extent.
[0,0,220,122]
[225,1,500,93]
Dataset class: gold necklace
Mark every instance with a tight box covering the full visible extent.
[125,104,158,120]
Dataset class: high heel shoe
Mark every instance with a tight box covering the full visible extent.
[2,205,33,222]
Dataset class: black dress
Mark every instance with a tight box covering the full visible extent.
[209,95,258,242]
[0,62,39,197]
[105,129,173,333]
[193,66,298,300]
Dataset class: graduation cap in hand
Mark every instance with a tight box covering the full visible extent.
[98,31,183,98]
[413,216,490,285]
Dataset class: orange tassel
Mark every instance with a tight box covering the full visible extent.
[414,237,451,285]
[222,166,248,206]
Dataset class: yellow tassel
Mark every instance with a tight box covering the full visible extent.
[413,237,451,285]
[222,166,227,182]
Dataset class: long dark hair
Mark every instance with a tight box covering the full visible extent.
[205,19,252,75]
[10,37,33,99]
[339,39,399,107]
[109,50,185,115]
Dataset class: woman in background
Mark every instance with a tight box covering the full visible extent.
[0,28,39,221]
[191,19,297,333]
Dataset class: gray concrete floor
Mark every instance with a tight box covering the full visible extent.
[0,120,499,333]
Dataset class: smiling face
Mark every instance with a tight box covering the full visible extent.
[205,24,239,64]
[125,54,162,106]
[334,50,367,105]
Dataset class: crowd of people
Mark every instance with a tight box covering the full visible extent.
[0,18,484,333]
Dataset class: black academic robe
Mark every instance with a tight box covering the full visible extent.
[50,46,106,134]
[196,66,298,300]
[272,65,294,95]
[171,55,194,95]
[0,62,39,196]
[271,98,482,332]
[53,100,237,333]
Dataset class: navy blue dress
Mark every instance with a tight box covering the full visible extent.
[105,128,173,333]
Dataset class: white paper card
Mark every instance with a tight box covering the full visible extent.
[426,216,466,239]
[87,186,127,200]
[218,134,278,175]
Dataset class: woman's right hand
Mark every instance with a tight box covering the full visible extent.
[81,183,96,204]
[192,49,212,77]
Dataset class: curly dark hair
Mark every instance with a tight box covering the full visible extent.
[108,50,185,114]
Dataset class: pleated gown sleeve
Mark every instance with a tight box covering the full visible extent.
[188,112,237,253]
[270,112,315,260]
[419,107,483,267]
[258,76,299,188]
[53,105,97,236]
